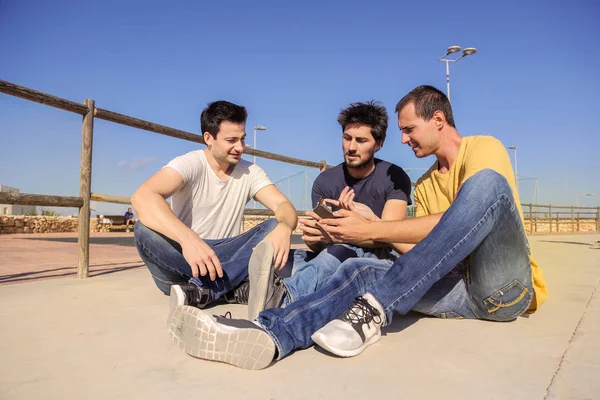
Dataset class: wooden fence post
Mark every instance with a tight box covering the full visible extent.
[597,207,600,234]
[549,205,552,233]
[571,206,575,233]
[77,98,95,279]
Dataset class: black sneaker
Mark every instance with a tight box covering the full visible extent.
[169,283,211,312]
[223,280,250,304]
[168,305,276,370]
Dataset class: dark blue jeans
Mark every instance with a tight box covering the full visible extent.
[134,219,278,301]
[257,170,534,359]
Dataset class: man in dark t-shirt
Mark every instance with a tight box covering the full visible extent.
[247,101,411,317]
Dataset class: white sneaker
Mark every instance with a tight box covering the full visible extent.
[167,305,276,370]
[247,241,276,320]
[311,293,385,357]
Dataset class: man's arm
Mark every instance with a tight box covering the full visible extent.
[131,167,224,280]
[321,210,443,246]
[254,185,298,270]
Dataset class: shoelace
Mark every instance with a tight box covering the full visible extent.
[341,297,382,326]
[220,311,232,319]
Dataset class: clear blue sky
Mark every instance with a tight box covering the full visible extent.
[1,0,599,216]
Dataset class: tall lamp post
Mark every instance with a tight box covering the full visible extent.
[508,146,518,193]
[252,125,267,208]
[576,193,596,207]
[438,45,477,101]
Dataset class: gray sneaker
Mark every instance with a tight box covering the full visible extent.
[168,305,276,370]
[247,241,287,320]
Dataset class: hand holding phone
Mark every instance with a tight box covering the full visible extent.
[313,198,337,219]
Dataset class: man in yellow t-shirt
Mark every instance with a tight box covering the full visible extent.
[158,86,549,370]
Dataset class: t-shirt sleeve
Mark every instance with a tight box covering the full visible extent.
[461,137,515,188]
[386,165,413,206]
[413,187,427,217]
[311,172,330,208]
[249,165,273,199]
[165,152,201,186]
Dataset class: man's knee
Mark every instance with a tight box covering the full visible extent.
[458,169,515,206]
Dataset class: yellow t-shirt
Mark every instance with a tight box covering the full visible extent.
[413,135,548,312]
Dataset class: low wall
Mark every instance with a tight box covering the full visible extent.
[0,216,99,234]
[1,215,597,235]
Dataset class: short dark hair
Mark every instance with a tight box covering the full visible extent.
[395,85,456,128]
[200,100,248,138]
[337,101,388,144]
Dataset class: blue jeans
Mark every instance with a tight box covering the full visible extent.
[134,219,278,302]
[284,245,397,305]
[257,170,534,359]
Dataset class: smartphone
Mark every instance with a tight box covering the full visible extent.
[313,199,337,219]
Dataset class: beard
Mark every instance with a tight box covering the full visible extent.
[345,151,375,169]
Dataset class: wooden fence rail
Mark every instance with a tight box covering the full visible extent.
[1,78,599,278]
[0,78,333,277]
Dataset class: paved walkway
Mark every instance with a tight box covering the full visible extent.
[0,234,599,399]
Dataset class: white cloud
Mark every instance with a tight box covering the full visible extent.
[116,158,157,170]
[130,157,157,171]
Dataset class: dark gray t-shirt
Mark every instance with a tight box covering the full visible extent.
[312,159,412,217]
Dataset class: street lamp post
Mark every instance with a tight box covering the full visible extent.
[252,125,267,208]
[576,193,596,207]
[438,46,477,101]
[508,146,518,193]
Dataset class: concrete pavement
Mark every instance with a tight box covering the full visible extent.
[0,234,599,399]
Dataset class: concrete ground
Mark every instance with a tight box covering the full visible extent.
[0,233,599,399]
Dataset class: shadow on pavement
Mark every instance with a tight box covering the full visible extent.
[539,240,593,246]
[0,262,145,284]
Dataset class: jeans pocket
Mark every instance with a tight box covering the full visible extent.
[439,311,464,320]
[483,279,532,321]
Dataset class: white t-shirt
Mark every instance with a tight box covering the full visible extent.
[165,150,272,240]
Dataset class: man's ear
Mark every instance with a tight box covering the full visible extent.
[203,131,214,145]
[375,141,383,152]
[433,110,445,129]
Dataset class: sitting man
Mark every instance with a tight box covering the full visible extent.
[166,85,549,370]
[124,208,136,230]
[247,101,412,319]
[132,100,297,310]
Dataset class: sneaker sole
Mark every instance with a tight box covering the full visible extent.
[312,331,382,358]
[168,306,275,370]
[247,241,275,320]
[170,285,186,313]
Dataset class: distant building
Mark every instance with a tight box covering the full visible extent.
[0,185,37,215]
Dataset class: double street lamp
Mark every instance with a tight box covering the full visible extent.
[576,193,596,207]
[508,146,518,193]
[438,45,477,101]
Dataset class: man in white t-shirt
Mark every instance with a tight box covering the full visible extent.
[132,100,297,310]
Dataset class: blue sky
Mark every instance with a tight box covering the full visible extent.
[1,0,599,216]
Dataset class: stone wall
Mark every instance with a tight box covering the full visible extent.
[1,214,597,235]
[0,216,99,234]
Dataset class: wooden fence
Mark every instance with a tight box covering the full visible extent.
[1,79,599,278]
[0,79,331,278]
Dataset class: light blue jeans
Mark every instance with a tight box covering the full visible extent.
[257,170,534,359]
[283,245,397,305]
[134,219,278,303]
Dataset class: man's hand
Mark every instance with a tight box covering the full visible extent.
[319,209,372,245]
[299,211,338,246]
[323,186,379,222]
[265,222,292,271]
[181,236,223,281]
